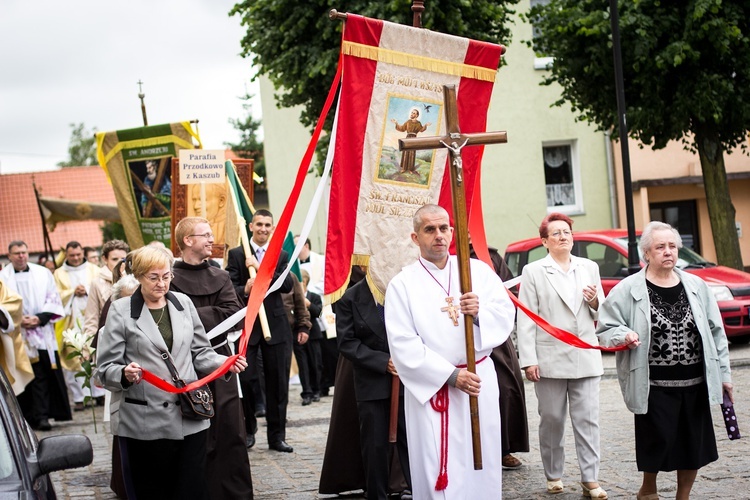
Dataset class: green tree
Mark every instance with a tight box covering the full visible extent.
[225,92,266,188]
[57,122,98,167]
[100,221,126,243]
[230,0,520,168]
[527,0,748,270]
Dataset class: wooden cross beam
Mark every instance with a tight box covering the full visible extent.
[399,84,507,470]
[143,158,170,218]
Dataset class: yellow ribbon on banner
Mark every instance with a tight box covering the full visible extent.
[342,41,498,82]
[95,122,202,181]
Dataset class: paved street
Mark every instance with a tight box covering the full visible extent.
[48,346,750,499]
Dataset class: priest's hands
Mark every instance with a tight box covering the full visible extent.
[386,358,398,376]
[456,368,481,396]
[21,315,40,329]
[74,284,87,297]
[459,292,479,317]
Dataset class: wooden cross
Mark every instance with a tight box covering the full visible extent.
[399,84,508,470]
[440,297,460,326]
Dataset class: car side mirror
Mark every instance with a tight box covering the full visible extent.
[29,435,93,480]
[616,266,630,278]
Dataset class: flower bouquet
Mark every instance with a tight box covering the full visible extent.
[62,323,98,433]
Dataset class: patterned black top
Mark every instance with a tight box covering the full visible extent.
[647,280,704,389]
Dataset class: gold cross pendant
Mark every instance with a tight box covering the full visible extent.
[441,297,460,327]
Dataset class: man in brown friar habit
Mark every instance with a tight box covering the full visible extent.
[170,217,254,499]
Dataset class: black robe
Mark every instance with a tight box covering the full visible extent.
[171,260,254,499]
[470,245,530,454]
[319,268,407,495]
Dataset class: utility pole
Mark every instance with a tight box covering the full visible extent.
[608,0,639,275]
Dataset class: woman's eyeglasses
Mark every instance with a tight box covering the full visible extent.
[144,273,174,284]
[549,230,572,238]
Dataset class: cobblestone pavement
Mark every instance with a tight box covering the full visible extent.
[48,348,750,499]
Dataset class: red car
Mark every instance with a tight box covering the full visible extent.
[504,230,750,342]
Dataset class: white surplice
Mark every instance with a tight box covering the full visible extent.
[385,256,516,499]
[0,264,64,359]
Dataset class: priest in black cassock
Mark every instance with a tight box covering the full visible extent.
[171,217,254,500]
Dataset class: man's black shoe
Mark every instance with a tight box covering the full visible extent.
[301,397,312,406]
[312,393,321,402]
[245,434,256,449]
[94,396,106,407]
[36,419,51,431]
[254,405,266,418]
[269,441,293,453]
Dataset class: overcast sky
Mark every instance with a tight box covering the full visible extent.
[0,0,260,174]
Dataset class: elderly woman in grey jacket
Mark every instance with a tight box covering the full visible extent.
[95,246,247,500]
[597,221,732,500]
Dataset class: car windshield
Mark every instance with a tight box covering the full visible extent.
[614,237,713,269]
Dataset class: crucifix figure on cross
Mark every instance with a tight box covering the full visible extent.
[440,296,460,327]
[439,137,469,184]
[399,83,508,470]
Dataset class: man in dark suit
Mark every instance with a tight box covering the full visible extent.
[227,209,295,453]
[337,276,411,500]
[300,269,324,405]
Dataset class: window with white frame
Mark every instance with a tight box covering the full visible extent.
[543,141,583,214]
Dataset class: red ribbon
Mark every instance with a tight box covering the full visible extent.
[137,54,345,394]
[509,293,631,352]
[466,167,630,353]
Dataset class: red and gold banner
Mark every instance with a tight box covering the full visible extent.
[324,14,503,303]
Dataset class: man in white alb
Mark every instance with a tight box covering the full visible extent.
[385,204,516,499]
[54,241,103,409]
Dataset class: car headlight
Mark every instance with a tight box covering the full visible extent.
[710,285,733,302]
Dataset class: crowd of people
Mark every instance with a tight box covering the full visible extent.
[0,205,734,500]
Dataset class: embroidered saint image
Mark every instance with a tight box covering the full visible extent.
[377,96,441,187]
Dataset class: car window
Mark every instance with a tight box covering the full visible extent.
[528,245,548,266]
[505,246,547,277]
[0,419,17,480]
[505,252,521,278]
[614,236,711,269]
[577,241,628,278]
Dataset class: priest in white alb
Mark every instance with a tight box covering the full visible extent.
[385,204,516,499]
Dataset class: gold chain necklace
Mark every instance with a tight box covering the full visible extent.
[153,306,166,324]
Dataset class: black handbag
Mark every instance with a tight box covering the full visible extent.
[159,350,214,421]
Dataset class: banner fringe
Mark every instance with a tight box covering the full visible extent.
[342,41,497,82]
